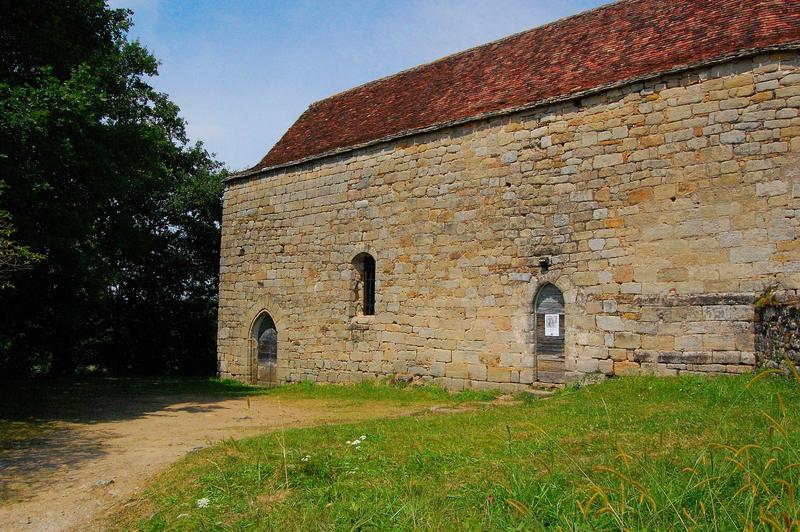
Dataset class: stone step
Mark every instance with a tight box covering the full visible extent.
[521,388,555,398]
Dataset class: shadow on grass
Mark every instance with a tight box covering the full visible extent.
[0,377,264,424]
[0,377,265,502]
[0,424,105,502]
[0,376,494,503]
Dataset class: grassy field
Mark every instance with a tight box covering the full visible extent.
[113,374,800,530]
[245,379,499,404]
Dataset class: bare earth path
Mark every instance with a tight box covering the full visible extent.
[0,383,431,531]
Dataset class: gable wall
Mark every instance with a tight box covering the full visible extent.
[218,51,800,390]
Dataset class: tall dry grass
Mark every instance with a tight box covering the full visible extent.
[576,359,800,530]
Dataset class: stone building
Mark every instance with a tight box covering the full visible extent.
[218,0,800,390]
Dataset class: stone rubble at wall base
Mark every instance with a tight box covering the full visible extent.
[756,289,800,368]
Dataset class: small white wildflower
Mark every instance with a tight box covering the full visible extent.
[301,455,310,462]
[346,441,351,445]
[360,435,366,441]
[352,439,361,446]
[196,497,210,509]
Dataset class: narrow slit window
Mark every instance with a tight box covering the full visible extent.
[352,252,376,316]
[363,254,376,315]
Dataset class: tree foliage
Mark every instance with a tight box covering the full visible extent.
[0,199,44,289]
[0,0,224,375]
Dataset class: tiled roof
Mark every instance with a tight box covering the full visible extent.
[249,0,800,174]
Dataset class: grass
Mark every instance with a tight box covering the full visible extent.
[254,379,501,404]
[114,374,800,530]
[0,420,54,450]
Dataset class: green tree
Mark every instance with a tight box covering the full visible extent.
[0,0,223,375]
[0,182,43,288]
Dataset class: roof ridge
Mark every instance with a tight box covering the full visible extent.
[306,0,631,109]
[227,41,800,182]
[247,0,800,175]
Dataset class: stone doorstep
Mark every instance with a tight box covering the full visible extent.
[518,388,556,398]
[536,369,567,382]
[528,380,564,390]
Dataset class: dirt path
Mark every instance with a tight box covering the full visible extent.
[0,393,427,531]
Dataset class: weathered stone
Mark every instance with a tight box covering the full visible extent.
[588,238,606,251]
[731,247,773,264]
[720,130,746,144]
[468,364,487,380]
[487,367,512,382]
[500,151,518,164]
[445,364,469,379]
[614,361,641,376]
[218,52,800,388]
[755,180,787,197]
[596,316,626,332]
[615,332,641,349]
[593,153,624,169]
[756,295,800,367]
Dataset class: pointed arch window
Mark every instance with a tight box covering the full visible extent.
[251,312,277,384]
[534,283,565,357]
[532,283,566,383]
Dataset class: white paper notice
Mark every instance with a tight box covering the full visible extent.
[544,314,560,337]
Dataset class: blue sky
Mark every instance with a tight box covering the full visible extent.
[109,0,605,170]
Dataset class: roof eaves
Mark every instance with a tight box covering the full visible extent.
[300,0,630,111]
[225,41,800,185]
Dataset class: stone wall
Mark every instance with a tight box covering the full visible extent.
[756,290,800,367]
[218,50,800,390]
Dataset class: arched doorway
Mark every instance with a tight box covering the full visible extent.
[534,283,565,383]
[252,312,278,385]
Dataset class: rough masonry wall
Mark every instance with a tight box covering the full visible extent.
[218,51,800,390]
[756,290,800,368]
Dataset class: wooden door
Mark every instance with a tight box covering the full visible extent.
[534,284,565,383]
[257,327,277,385]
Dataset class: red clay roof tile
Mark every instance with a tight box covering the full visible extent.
[251,0,800,173]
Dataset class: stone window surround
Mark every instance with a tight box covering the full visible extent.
[350,251,377,320]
